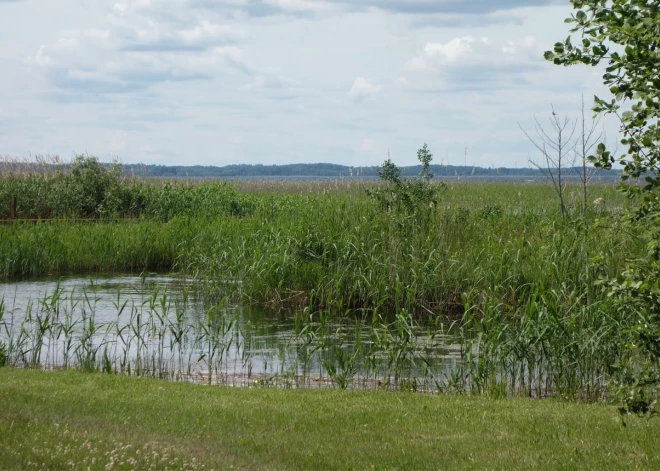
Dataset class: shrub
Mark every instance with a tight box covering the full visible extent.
[367,143,444,218]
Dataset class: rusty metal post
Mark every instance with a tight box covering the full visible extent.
[10,196,17,219]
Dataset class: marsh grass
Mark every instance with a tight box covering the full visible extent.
[0,173,646,401]
[1,176,631,312]
[186,181,632,316]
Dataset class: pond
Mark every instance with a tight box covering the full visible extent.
[0,274,466,391]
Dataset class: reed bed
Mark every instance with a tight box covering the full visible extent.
[0,171,632,313]
[0,160,647,401]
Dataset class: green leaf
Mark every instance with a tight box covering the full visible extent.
[550,0,660,241]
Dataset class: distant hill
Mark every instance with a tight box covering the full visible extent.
[121,162,621,182]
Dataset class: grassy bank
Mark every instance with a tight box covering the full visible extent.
[0,368,658,471]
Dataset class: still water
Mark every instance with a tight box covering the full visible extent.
[0,274,464,390]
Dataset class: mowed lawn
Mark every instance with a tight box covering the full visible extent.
[0,368,658,470]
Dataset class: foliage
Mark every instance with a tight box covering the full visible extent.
[605,208,660,417]
[68,155,123,218]
[545,0,660,415]
[0,158,257,221]
[0,155,124,219]
[545,0,660,199]
[367,143,443,217]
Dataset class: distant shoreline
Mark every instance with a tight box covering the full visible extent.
[1,159,623,182]
[120,162,622,182]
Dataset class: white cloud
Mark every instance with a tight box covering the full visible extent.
[424,36,486,64]
[348,77,382,101]
[0,0,619,167]
[408,35,540,71]
[400,34,549,96]
[119,20,242,51]
[24,11,252,99]
[25,46,52,66]
[26,29,113,67]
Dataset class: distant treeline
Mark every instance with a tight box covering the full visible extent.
[0,158,621,181]
[121,163,621,180]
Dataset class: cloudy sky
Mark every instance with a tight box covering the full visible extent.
[0,0,615,167]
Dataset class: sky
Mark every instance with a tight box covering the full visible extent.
[0,0,618,168]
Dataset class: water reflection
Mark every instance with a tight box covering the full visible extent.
[0,275,464,391]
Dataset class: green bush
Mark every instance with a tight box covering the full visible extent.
[367,143,444,218]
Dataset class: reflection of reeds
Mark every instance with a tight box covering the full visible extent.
[0,281,635,400]
[0,284,461,392]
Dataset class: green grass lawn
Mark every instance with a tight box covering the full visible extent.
[0,369,658,470]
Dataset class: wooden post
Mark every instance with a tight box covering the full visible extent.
[10,196,17,219]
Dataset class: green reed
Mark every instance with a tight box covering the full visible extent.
[0,181,635,315]
[0,176,647,401]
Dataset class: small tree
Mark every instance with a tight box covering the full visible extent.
[417,143,434,182]
[576,95,605,214]
[522,99,606,217]
[368,143,442,217]
[520,108,578,218]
